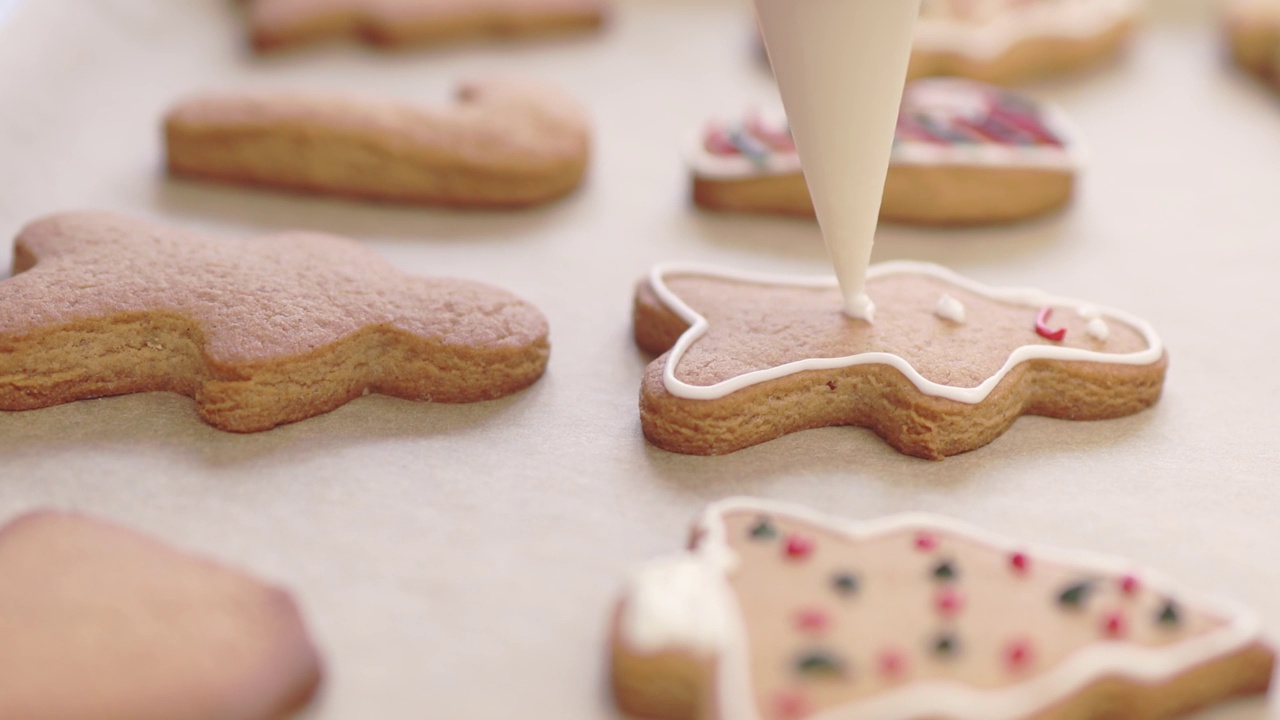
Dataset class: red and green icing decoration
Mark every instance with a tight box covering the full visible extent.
[704,82,1065,166]
[743,514,1185,718]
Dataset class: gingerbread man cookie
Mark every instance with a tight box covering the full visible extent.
[611,498,1274,720]
[166,79,591,208]
[243,0,607,52]
[633,262,1166,459]
[1225,0,1280,84]
[692,79,1082,226]
[910,0,1140,85]
[0,211,550,432]
[0,510,322,720]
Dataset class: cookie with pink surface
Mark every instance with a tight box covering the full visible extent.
[243,0,607,52]
[610,498,1274,720]
[691,79,1083,226]
[1225,0,1280,83]
[633,262,1166,459]
[0,510,322,720]
[910,0,1141,84]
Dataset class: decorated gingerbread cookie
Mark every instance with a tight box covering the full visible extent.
[692,79,1082,226]
[909,0,1140,84]
[0,211,550,432]
[166,79,591,209]
[0,510,322,720]
[633,262,1166,459]
[243,0,607,52]
[611,498,1274,720]
[1224,0,1280,84]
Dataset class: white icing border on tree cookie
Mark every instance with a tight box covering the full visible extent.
[915,0,1141,59]
[647,261,1164,404]
[619,497,1264,720]
[688,80,1087,181]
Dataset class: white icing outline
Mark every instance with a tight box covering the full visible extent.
[620,497,1265,720]
[914,0,1141,59]
[688,80,1088,181]
[648,261,1164,404]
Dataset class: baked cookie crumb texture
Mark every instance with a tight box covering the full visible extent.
[0,510,322,720]
[611,498,1274,720]
[634,263,1166,459]
[0,211,550,432]
[690,79,1081,226]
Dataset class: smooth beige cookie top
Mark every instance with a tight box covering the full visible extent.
[0,511,321,720]
[165,79,590,181]
[3,211,549,365]
[249,0,606,26]
[619,498,1268,720]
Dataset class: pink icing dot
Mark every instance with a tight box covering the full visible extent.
[1120,575,1140,596]
[704,125,738,156]
[914,533,938,552]
[773,689,811,719]
[878,649,907,679]
[795,608,830,634]
[784,534,815,560]
[1005,639,1034,671]
[1010,552,1030,574]
[1102,611,1128,639]
[935,587,965,617]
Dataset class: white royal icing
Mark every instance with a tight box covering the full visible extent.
[915,0,1142,59]
[620,497,1263,720]
[934,293,967,323]
[620,554,738,656]
[647,261,1164,405]
[1086,317,1111,341]
[688,79,1086,181]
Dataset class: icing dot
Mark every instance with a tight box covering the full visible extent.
[1157,600,1181,628]
[773,689,812,719]
[1077,305,1102,320]
[831,572,859,596]
[914,533,938,552]
[1004,639,1034,672]
[784,534,815,560]
[795,651,845,679]
[934,294,966,323]
[795,608,831,634]
[750,517,778,541]
[1086,317,1110,341]
[1010,552,1030,575]
[932,633,960,658]
[1101,611,1127,639]
[1119,575,1140,596]
[932,559,958,582]
[935,587,965,617]
[1057,581,1093,609]
[877,649,907,679]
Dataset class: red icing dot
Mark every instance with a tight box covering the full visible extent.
[784,534,815,560]
[1120,575,1140,596]
[878,649,907,679]
[1102,611,1127,639]
[914,533,938,552]
[935,587,965,617]
[1010,552,1030,574]
[794,608,830,634]
[773,689,811,719]
[1005,639,1034,671]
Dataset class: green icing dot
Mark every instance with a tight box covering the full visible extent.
[749,517,777,540]
[1058,581,1093,608]
[796,651,845,679]
[933,633,959,658]
[1157,600,1181,627]
[932,560,958,582]
[832,572,859,596]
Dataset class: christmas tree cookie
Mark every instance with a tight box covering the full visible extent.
[611,498,1274,720]
[691,79,1082,225]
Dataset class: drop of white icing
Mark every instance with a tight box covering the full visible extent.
[934,294,966,323]
[845,293,877,323]
[621,555,733,656]
[1086,317,1110,341]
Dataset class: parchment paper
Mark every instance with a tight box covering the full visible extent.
[0,1,1277,718]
